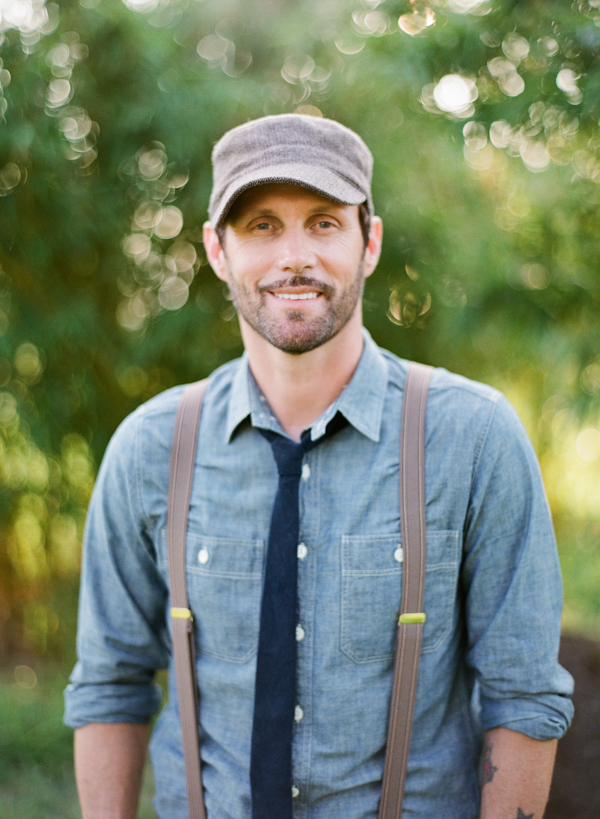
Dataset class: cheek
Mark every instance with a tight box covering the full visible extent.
[230,267,262,292]
[322,248,364,280]
[227,247,274,284]
[322,232,364,262]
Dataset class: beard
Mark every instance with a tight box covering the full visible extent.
[226,265,366,355]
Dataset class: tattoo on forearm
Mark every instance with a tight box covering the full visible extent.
[515,810,534,819]
[481,741,498,786]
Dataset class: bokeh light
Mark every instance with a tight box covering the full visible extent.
[576,428,600,462]
[0,0,49,35]
[431,74,478,117]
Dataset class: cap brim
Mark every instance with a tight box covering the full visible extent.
[212,164,367,227]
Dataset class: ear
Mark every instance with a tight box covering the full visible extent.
[203,221,229,282]
[363,216,383,279]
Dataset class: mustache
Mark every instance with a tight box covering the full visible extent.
[257,275,334,298]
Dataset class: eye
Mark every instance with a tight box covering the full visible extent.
[316,220,334,229]
[254,221,272,230]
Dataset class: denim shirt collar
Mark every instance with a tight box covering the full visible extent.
[225,328,388,443]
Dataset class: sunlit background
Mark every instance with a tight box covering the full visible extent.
[1,0,600,814]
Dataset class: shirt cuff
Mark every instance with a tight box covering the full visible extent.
[63,681,164,729]
[479,693,574,740]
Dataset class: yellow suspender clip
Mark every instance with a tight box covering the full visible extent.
[171,607,193,620]
[398,612,426,625]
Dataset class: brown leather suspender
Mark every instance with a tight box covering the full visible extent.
[167,378,208,819]
[166,361,432,819]
[379,361,432,819]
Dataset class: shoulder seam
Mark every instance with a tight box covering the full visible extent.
[469,393,502,496]
[382,355,502,404]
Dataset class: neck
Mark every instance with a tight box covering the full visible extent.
[241,312,364,441]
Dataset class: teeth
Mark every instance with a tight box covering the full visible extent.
[274,292,319,300]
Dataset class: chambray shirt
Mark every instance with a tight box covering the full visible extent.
[64,330,573,819]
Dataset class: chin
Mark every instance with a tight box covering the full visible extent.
[260,317,344,355]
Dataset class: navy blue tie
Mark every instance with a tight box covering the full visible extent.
[250,414,347,819]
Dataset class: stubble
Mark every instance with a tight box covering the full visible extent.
[226,268,365,355]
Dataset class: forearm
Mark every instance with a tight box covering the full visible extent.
[75,721,151,819]
[479,727,557,819]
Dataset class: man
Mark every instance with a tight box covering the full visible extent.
[65,114,573,819]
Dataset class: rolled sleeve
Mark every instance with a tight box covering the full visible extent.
[64,681,164,729]
[64,408,170,730]
[462,395,574,740]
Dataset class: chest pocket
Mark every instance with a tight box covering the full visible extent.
[341,530,460,663]
[184,535,265,664]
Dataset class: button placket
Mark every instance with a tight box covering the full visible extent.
[293,535,309,810]
[294,447,319,813]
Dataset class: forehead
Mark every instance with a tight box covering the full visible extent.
[226,182,354,223]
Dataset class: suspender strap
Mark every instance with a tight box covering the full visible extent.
[167,379,208,819]
[379,361,432,819]
[167,363,432,819]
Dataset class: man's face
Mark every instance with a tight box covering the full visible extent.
[204,183,380,355]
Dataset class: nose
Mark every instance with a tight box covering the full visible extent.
[276,225,317,274]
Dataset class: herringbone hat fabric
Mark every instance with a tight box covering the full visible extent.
[209,114,374,226]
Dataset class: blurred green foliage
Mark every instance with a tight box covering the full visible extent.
[0,664,73,784]
[0,663,157,817]
[0,663,81,817]
[1,0,600,654]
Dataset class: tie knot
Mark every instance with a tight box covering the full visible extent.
[268,436,305,477]
[259,412,348,476]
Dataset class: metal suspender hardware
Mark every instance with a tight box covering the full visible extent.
[166,362,432,819]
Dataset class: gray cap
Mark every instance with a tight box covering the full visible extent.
[208,114,373,227]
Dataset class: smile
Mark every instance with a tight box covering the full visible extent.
[273,292,319,301]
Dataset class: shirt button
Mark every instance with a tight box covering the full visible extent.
[394,547,403,564]
[301,463,311,481]
[291,786,300,798]
[197,548,209,564]
[296,624,305,642]
[294,705,304,722]
[297,543,308,560]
